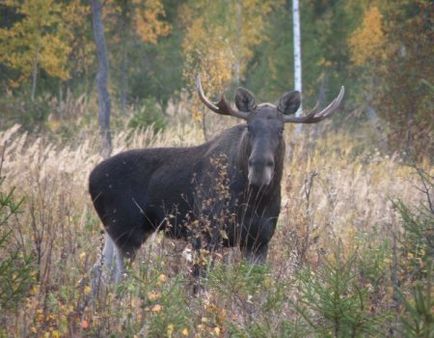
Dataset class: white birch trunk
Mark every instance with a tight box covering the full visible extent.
[292,0,302,133]
[234,0,242,86]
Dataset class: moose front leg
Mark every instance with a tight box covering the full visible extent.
[91,232,126,296]
[191,235,202,294]
[240,216,277,264]
[242,244,269,264]
[190,217,224,294]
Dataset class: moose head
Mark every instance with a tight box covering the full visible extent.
[196,76,345,188]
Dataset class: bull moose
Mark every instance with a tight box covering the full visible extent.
[89,76,344,283]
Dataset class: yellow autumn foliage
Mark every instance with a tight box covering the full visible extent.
[0,0,87,87]
[349,6,386,65]
[133,0,171,44]
[181,0,281,120]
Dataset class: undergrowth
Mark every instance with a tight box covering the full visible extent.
[0,123,432,337]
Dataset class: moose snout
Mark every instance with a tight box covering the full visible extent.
[248,158,274,168]
[248,156,274,187]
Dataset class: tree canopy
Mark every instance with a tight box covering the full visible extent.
[0,0,432,158]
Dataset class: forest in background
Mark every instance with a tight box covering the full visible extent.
[0,0,432,159]
[0,1,433,337]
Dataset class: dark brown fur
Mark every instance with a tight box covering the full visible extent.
[89,87,302,265]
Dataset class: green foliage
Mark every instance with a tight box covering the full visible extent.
[127,34,185,104]
[294,239,390,337]
[245,0,356,114]
[395,169,434,337]
[0,0,86,98]
[0,1,432,335]
[208,260,271,297]
[108,0,177,107]
[0,123,430,336]
[348,1,433,159]
[0,0,431,163]
[208,260,305,337]
[244,8,294,100]
[395,197,433,279]
[127,97,167,132]
[108,256,193,337]
[0,94,50,130]
[145,277,192,337]
[0,175,35,312]
[399,276,433,338]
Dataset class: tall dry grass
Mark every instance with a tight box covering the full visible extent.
[0,121,430,337]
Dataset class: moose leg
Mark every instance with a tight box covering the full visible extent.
[101,232,115,274]
[91,232,117,295]
[191,220,224,294]
[90,232,129,292]
[242,244,268,264]
[100,232,128,282]
[191,236,202,294]
[113,244,125,283]
[240,216,276,264]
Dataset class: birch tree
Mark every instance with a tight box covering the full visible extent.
[292,0,302,133]
[0,0,74,100]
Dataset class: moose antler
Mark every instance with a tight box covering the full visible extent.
[196,75,249,120]
[283,86,345,123]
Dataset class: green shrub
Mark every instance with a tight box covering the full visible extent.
[294,239,391,337]
[208,260,308,337]
[128,97,167,133]
[0,94,50,131]
[394,169,433,337]
[0,176,35,312]
[399,277,433,338]
[92,255,193,337]
[208,260,270,297]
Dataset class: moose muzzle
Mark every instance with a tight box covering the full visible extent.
[247,155,274,187]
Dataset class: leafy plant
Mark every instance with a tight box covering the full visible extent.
[399,275,433,338]
[395,169,433,337]
[0,173,35,312]
[294,239,390,337]
[128,97,167,133]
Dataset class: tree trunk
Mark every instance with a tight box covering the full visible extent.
[234,0,242,86]
[31,52,39,101]
[405,107,414,160]
[119,41,129,114]
[119,0,129,114]
[308,73,328,152]
[292,0,302,134]
[201,111,208,142]
[91,0,112,159]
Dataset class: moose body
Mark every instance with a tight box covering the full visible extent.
[89,77,344,282]
[90,124,281,262]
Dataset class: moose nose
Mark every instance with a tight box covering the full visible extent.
[248,156,275,187]
[248,157,274,168]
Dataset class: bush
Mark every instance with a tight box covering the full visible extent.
[294,238,391,337]
[0,94,50,131]
[128,97,167,133]
[394,169,434,337]
[0,172,35,313]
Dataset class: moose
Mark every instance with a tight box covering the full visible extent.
[89,76,344,283]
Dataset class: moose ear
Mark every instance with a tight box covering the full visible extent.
[235,87,256,112]
[277,91,301,115]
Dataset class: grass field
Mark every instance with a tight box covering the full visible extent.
[0,121,432,337]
